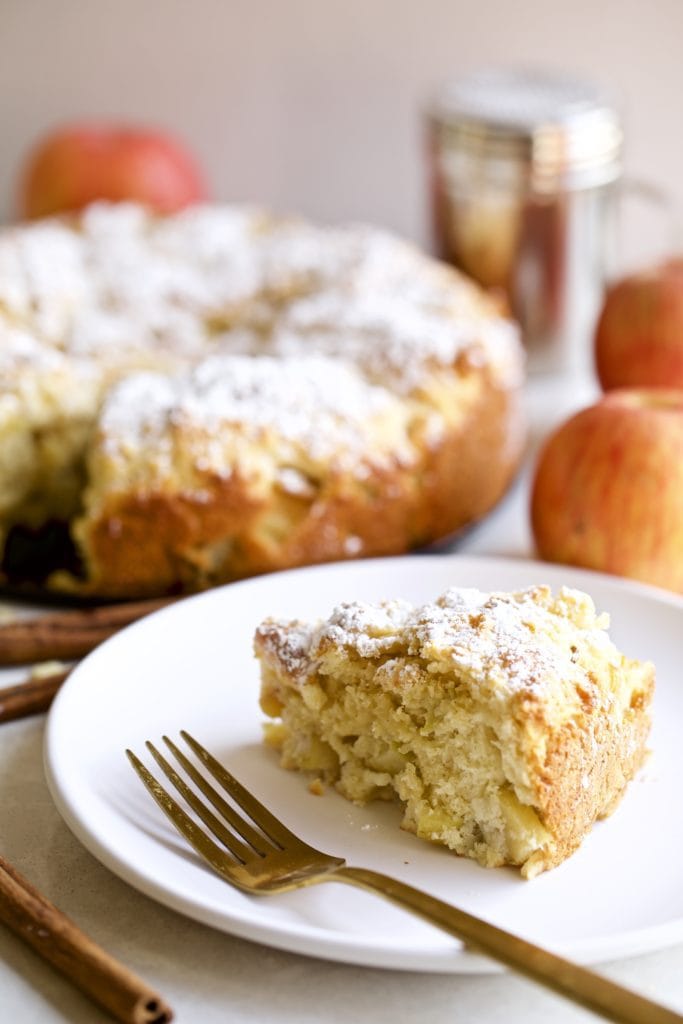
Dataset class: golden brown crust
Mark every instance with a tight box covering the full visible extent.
[60,370,524,598]
[0,202,526,598]
[519,664,654,874]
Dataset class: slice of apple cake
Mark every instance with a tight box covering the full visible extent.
[254,583,653,878]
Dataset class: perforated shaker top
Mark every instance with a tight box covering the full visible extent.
[430,68,622,189]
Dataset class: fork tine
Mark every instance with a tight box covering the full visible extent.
[146,741,257,863]
[180,731,303,848]
[160,737,273,856]
[126,749,237,878]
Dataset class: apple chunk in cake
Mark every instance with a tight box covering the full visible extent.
[254,584,653,878]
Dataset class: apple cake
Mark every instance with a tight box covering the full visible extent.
[255,583,654,878]
[0,202,525,597]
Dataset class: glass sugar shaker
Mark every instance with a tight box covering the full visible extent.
[427,68,623,375]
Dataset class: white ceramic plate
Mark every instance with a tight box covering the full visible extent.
[44,555,683,973]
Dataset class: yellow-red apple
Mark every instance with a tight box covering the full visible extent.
[17,122,207,219]
[530,390,683,592]
[595,260,683,390]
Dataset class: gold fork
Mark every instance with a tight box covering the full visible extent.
[127,732,683,1024]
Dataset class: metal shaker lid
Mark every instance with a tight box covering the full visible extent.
[429,68,623,192]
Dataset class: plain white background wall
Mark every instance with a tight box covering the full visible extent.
[1,0,681,259]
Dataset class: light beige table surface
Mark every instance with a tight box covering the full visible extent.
[1,377,682,1024]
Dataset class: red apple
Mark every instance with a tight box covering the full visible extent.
[595,260,683,390]
[530,389,683,592]
[17,122,207,219]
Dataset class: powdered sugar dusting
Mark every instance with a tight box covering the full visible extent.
[0,324,66,372]
[256,585,621,697]
[256,620,317,680]
[0,221,86,341]
[276,467,318,498]
[99,354,412,466]
[0,203,524,479]
[0,202,522,389]
[271,290,492,391]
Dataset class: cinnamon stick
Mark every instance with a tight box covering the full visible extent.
[0,598,174,666]
[0,855,173,1023]
[0,668,71,723]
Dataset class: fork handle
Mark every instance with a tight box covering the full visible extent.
[331,866,682,1024]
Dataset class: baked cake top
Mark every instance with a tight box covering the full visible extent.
[256,584,641,721]
[97,354,414,469]
[0,202,525,491]
[0,202,522,393]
